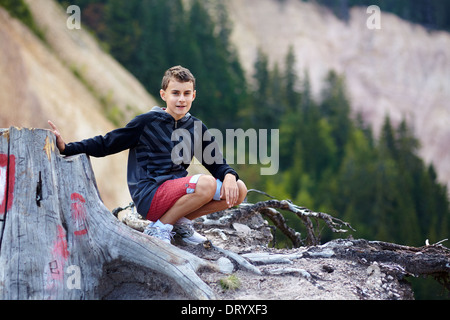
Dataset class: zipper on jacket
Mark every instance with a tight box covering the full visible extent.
[174,120,178,129]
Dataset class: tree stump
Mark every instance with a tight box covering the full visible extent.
[0,127,217,300]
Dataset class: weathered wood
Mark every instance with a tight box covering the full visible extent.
[0,127,217,300]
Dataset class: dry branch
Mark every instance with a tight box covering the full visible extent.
[241,192,355,246]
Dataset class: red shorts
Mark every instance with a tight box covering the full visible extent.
[146,175,199,222]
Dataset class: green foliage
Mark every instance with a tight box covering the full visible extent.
[251,45,449,249]
[0,0,45,40]
[218,274,241,291]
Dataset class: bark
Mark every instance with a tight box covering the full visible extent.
[0,127,216,300]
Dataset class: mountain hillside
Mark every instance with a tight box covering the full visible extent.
[226,0,450,192]
[0,0,158,210]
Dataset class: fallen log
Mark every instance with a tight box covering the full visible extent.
[0,127,217,300]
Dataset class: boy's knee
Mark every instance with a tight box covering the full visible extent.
[237,180,248,204]
[195,175,217,200]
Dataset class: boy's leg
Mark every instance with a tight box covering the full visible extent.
[158,175,218,225]
[146,176,247,244]
[185,180,247,220]
[159,177,247,225]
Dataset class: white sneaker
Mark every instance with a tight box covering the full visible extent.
[173,218,207,245]
[144,221,175,244]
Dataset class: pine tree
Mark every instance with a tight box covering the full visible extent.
[284,46,300,111]
[184,0,246,130]
[319,70,352,169]
[104,0,140,68]
[251,49,272,129]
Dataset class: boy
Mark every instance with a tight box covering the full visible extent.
[49,66,247,245]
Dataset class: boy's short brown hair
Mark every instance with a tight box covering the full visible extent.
[161,66,196,90]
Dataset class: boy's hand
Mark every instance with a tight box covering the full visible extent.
[48,120,66,153]
[221,173,239,208]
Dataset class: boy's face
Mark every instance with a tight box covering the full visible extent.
[160,80,196,121]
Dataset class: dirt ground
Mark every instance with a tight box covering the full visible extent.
[183,243,414,301]
[182,208,413,300]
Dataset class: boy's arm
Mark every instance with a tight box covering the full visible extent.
[48,117,143,157]
[221,172,240,208]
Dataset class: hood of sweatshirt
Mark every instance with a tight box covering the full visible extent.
[150,106,192,128]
